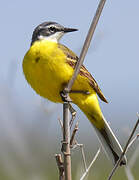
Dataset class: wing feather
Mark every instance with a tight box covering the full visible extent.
[58,44,108,103]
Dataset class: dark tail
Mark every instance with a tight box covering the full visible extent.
[93,114,127,165]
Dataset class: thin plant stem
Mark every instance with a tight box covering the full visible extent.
[61,1,107,179]
[108,115,139,180]
[80,148,101,180]
[55,154,65,180]
[62,103,72,180]
[64,0,106,93]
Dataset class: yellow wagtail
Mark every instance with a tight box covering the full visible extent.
[23,22,126,165]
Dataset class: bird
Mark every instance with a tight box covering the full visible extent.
[23,21,127,165]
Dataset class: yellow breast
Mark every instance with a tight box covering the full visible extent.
[23,40,74,102]
[23,40,95,104]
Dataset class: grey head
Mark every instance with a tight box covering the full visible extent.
[31,21,78,45]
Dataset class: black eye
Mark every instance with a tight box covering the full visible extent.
[49,26,56,33]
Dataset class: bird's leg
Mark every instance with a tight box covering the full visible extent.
[69,103,76,128]
[70,90,90,95]
[60,89,90,102]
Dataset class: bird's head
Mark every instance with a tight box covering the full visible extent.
[31,21,78,45]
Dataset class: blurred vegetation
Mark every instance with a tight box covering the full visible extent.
[0,62,138,180]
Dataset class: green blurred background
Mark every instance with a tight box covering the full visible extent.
[0,0,139,179]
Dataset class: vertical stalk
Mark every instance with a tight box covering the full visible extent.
[63,102,72,180]
[61,1,107,179]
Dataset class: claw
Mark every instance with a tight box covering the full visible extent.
[60,91,72,102]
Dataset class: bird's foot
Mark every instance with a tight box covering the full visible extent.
[60,90,72,102]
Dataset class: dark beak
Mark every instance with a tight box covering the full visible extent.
[64,27,78,33]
